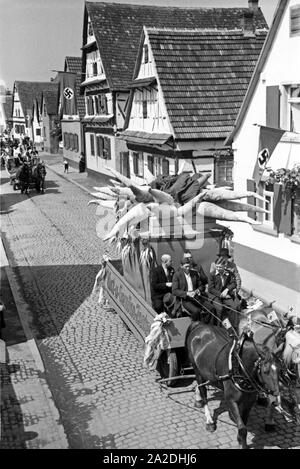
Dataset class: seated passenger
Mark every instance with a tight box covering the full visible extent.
[172,258,205,320]
[208,248,241,331]
[151,254,174,314]
[182,250,208,293]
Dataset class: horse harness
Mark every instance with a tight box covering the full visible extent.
[197,332,276,397]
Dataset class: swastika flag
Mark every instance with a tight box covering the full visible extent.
[252,125,285,184]
[59,72,77,116]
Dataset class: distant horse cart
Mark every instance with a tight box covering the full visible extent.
[6,158,47,194]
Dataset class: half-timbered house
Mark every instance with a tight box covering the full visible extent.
[120,24,268,185]
[80,0,268,180]
[225,0,300,313]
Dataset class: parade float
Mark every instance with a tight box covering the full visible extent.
[89,164,270,382]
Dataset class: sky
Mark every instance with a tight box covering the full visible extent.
[0,0,278,91]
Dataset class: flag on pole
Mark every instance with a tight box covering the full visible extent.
[59,72,77,117]
[252,125,285,184]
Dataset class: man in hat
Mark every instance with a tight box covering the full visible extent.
[151,254,174,314]
[162,292,176,318]
[208,248,241,330]
[172,257,206,320]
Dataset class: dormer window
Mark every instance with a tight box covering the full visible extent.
[92,62,98,77]
[143,44,149,64]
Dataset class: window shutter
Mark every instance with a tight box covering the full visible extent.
[143,100,147,119]
[90,134,95,156]
[144,44,149,63]
[266,86,280,128]
[162,158,169,176]
[104,137,111,159]
[96,136,101,156]
[75,134,79,152]
[120,152,130,178]
[273,183,282,232]
[280,186,293,235]
[147,155,154,174]
[246,179,256,219]
[133,152,138,175]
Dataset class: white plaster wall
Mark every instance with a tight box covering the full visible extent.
[231,0,300,265]
[86,132,117,176]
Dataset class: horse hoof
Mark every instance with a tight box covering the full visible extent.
[206,423,216,433]
[265,424,276,432]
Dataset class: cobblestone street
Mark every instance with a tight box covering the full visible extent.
[1,159,299,450]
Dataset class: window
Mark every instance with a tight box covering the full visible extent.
[132,152,143,177]
[95,135,110,159]
[147,155,154,174]
[262,189,274,226]
[215,158,233,186]
[43,127,46,138]
[143,44,149,64]
[44,105,47,117]
[90,134,95,156]
[94,96,100,115]
[154,156,161,176]
[290,5,300,36]
[99,94,108,114]
[36,128,41,136]
[92,62,98,76]
[142,100,147,119]
[280,84,300,132]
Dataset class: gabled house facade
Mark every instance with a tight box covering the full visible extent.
[60,56,86,167]
[0,84,12,134]
[225,0,300,313]
[32,95,43,148]
[120,24,268,185]
[40,83,60,153]
[80,0,268,180]
[11,81,53,142]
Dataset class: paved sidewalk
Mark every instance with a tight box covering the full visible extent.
[0,240,68,449]
[40,152,111,194]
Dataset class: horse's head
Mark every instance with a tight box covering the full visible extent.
[282,328,300,366]
[257,348,281,402]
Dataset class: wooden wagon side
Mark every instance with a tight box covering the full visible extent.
[102,259,192,384]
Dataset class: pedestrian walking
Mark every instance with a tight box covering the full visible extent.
[64,159,69,173]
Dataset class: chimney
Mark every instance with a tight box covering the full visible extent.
[243,11,255,36]
[248,0,259,11]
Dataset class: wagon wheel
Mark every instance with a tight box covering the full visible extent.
[157,350,178,387]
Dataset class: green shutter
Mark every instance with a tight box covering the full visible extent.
[246,179,256,220]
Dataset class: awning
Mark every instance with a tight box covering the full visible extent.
[118,130,173,146]
[128,77,157,88]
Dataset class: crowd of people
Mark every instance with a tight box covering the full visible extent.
[1,134,39,170]
[150,248,244,331]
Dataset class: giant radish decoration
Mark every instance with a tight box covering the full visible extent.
[89,167,266,243]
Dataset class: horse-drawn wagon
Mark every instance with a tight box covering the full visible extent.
[6,157,47,194]
[91,165,300,448]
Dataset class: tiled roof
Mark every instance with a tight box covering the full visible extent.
[15,81,56,117]
[43,83,59,115]
[147,28,267,140]
[3,96,12,119]
[85,1,268,90]
[65,56,85,118]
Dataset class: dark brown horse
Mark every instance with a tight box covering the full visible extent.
[16,163,31,194]
[33,162,46,193]
[186,321,281,449]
